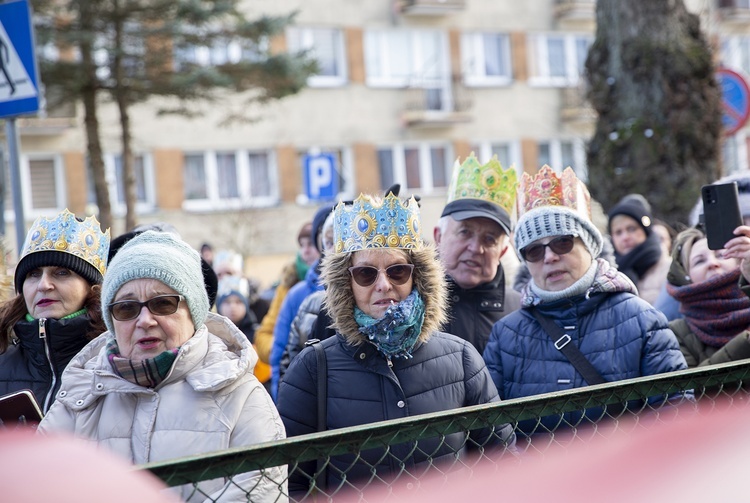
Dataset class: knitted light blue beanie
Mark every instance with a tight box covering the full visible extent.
[514,206,604,261]
[101,230,209,334]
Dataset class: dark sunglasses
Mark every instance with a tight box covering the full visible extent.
[109,294,185,321]
[520,235,576,263]
[348,264,415,287]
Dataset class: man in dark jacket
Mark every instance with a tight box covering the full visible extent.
[433,155,521,354]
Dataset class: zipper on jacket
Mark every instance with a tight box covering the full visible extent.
[39,318,56,413]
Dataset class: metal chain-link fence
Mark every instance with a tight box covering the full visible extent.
[142,360,750,502]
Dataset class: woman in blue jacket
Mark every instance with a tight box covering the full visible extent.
[277,193,516,495]
[483,166,689,437]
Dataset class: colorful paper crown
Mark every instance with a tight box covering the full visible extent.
[20,209,110,276]
[516,165,592,220]
[447,153,518,217]
[334,193,423,253]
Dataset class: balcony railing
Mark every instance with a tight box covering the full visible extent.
[560,87,596,124]
[554,0,596,21]
[397,0,466,16]
[718,0,750,24]
[401,76,472,128]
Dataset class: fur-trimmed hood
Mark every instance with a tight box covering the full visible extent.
[321,246,447,346]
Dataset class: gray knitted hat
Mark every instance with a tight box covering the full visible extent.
[101,230,209,334]
[514,206,604,261]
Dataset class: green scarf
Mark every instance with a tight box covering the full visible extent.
[295,252,310,282]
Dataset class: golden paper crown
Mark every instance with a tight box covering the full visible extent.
[334,193,423,253]
[447,153,518,217]
[516,165,592,220]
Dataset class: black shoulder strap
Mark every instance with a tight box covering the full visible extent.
[529,307,606,386]
[305,339,327,431]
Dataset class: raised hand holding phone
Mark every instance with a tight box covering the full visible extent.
[701,182,744,250]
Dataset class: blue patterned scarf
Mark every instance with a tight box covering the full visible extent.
[354,289,425,361]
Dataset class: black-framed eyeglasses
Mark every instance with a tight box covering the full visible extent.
[348,264,415,287]
[108,295,185,321]
[520,235,576,263]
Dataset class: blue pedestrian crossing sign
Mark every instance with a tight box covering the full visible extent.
[304,152,339,201]
[0,0,40,119]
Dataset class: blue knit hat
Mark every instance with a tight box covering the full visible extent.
[101,231,209,334]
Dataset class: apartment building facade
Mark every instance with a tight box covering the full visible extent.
[4,0,750,283]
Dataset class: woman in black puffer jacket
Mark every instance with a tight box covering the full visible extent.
[277,193,516,496]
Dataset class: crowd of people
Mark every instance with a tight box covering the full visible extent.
[2,154,750,500]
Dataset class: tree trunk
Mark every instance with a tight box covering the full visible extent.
[79,2,111,231]
[112,0,137,231]
[585,0,722,227]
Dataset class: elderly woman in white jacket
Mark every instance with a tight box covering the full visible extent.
[39,231,287,503]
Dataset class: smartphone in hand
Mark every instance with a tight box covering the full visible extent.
[702,182,744,250]
[0,389,43,426]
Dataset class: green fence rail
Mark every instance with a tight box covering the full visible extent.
[141,360,750,502]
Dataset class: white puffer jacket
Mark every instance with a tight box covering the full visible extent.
[39,312,288,503]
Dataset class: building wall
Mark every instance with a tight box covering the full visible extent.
[2,0,748,287]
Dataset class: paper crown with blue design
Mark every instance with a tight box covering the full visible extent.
[334,193,423,253]
[441,153,518,234]
[14,209,110,292]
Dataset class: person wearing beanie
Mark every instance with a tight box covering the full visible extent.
[483,166,689,438]
[0,209,109,414]
[216,275,272,393]
[433,154,521,355]
[39,231,288,502]
[278,193,515,495]
[607,193,672,305]
[665,225,750,367]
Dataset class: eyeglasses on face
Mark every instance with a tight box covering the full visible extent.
[348,264,415,287]
[520,235,576,263]
[109,294,185,321]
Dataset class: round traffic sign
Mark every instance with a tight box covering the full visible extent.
[717,67,750,136]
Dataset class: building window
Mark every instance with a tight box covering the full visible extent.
[173,36,267,70]
[528,33,592,87]
[216,152,239,199]
[537,139,588,182]
[182,150,278,210]
[287,27,347,87]
[469,141,523,176]
[461,32,512,86]
[364,29,448,88]
[721,36,750,77]
[114,154,148,204]
[376,143,451,194]
[184,154,208,199]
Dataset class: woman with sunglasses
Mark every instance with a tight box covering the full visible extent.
[39,231,287,502]
[277,193,515,495]
[483,166,687,437]
[0,209,108,415]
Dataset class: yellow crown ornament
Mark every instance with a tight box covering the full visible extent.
[334,193,423,254]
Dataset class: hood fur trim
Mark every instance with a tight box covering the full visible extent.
[321,246,447,346]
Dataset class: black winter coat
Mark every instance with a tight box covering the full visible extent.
[442,267,521,354]
[0,314,95,413]
[277,331,516,493]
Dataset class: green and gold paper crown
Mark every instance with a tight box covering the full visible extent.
[20,209,110,276]
[446,153,518,217]
[334,193,422,253]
